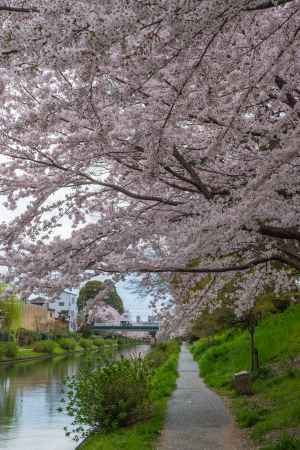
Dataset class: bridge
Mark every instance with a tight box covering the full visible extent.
[92,321,160,333]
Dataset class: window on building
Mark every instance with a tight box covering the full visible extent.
[59,302,64,306]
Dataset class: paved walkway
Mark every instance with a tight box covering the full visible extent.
[158,344,251,450]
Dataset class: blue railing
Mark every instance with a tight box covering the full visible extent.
[92,321,160,332]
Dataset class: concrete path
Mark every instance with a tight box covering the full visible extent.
[158,344,252,450]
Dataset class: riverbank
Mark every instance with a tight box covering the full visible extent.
[78,341,180,450]
[191,304,300,450]
[0,343,149,450]
[0,336,137,364]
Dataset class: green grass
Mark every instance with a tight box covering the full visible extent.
[261,433,300,450]
[80,341,180,450]
[0,338,115,363]
[17,348,44,358]
[80,404,166,450]
[191,304,300,448]
[192,304,300,388]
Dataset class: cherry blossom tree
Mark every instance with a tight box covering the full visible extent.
[0,1,298,317]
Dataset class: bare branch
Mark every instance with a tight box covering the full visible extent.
[173,147,212,199]
[96,254,299,274]
[259,225,300,241]
[0,5,39,13]
[245,0,295,11]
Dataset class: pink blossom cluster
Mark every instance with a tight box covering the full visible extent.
[0,1,298,325]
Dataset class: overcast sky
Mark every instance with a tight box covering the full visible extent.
[113,280,153,321]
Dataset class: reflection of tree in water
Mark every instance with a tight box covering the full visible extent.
[0,355,83,431]
[0,375,19,429]
[45,357,82,416]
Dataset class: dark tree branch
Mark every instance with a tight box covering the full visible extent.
[259,225,300,241]
[96,254,300,274]
[274,75,298,109]
[7,151,181,207]
[0,5,39,13]
[82,177,182,206]
[173,147,212,199]
[245,0,295,11]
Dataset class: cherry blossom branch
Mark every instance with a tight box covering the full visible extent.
[259,225,300,241]
[246,0,295,11]
[97,255,299,274]
[173,147,212,199]
[0,6,39,13]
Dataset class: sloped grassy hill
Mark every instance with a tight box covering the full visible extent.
[191,304,300,450]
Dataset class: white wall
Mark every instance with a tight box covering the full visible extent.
[49,289,78,331]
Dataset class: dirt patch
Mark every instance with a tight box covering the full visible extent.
[221,397,258,450]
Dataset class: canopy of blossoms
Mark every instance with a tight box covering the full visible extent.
[0,1,298,319]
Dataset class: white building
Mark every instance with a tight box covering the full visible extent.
[48,289,78,332]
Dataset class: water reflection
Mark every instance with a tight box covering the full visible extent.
[0,345,148,450]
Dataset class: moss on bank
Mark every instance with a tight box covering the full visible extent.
[191,304,300,449]
[79,341,180,450]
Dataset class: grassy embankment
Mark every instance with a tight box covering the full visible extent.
[191,304,300,450]
[80,340,180,450]
[0,336,131,363]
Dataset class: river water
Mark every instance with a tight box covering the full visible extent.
[0,345,149,450]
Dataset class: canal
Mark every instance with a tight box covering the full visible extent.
[0,345,149,450]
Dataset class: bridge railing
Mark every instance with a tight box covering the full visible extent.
[93,321,160,329]
[93,321,120,327]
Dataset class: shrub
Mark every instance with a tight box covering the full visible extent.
[79,338,94,350]
[64,356,152,438]
[0,297,22,334]
[155,342,168,352]
[146,348,167,368]
[17,328,41,346]
[0,341,18,358]
[192,329,237,359]
[93,338,106,347]
[236,408,263,428]
[33,340,60,354]
[262,434,300,450]
[151,353,179,400]
[5,341,18,358]
[80,327,93,338]
[0,343,6,359]
[58,338,77,351]
[0,330,14,342]
[146,340,178,369]
[273,297,291,313]
[251,366,273,381]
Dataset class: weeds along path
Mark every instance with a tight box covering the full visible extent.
[158,344,252,450]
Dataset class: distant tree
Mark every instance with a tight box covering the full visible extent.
[77,280,124,314]
[189,272,298,371]
[237,289,295,371]
[0,286,23,340]
[106,287,124,315]
[191,306,235,340]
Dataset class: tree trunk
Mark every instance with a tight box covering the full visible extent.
[249,324,259,372]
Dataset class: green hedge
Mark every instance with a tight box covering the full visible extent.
[58,338,77,351]
[33,340,61,354]
[79,338,95,350]
[93,338,107,347]
[0,341,18,358]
